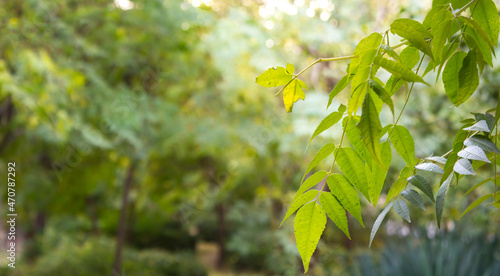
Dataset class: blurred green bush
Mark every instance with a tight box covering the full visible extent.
[1,236,206,276]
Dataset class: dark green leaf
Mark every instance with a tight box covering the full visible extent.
[464,135,500,154]
[408,175,435,202]
[436,174,453,229]
[401,189,426,210]
[369,202,394,248]
[394,198,411,223]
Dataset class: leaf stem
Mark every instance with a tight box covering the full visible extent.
[316,117,349,197]
[275,55,358,96]
[456,0,479,15]
[388,55,426,137]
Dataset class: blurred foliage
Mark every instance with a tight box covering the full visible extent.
[0,0,499,275]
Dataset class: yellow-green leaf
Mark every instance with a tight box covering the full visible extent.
[294,202,326,273]
[385,166,414,205]
[256,66,292,87]
[319,192,350,238]
[471,0,499,47]
[281,189,319,226]
[458,194,493,219]
[389,125,417,166]
[283,79,306,112]
[374,56,428,84]
[391,18,433,59]
[327,174,364,227]
[309,111,343,143]
[336,147,370,200]
[357,93,383,167]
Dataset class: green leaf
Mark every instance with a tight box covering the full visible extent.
[458,194,493,219]
[471,0,499,47]
[368,79,394,115]
[457,146,491,163]
[453,158,476,175]
[336,147,370,201]
[357,93,383,167]
[430,9,454,63]
[426,156,447,164]
[391,18,433,59]
[374,56,428,84]
[328,75,350,109]
[281,189,319,226]
[443,51,466,104]
[464,135,500,154]
[338,104,347,114]
[436,174,453,229]
[389,125,417,166]
[400,46,421,70]
[415,163,444,174]
[327,174,364,227]
[463,120,490,132]
[408,175,435,202]
[348,81,368,114]
[304,143,336,176]
[309,111,343,143]
[394,198,411,223]
[319,192,350,238]
[344,117,372,165]
[286,63,295,74]
[349,33,384,76]
[294,202,326,273]
[474,113,495,130]
[292,170,327,204]
[385,166,414,205]
[283,79,306,112]
[441,153,458,184]
[368,141,392,205]
[465,178,492,195]
[369,202,394,248]
[459,16,495,51]
[443,50,479,106]
[256,66,292,87]
[380,45,401,61]
[401,189,426,210]
[456,50,480,106]
[464,27,493,67]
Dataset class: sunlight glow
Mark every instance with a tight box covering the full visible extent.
[114,0,134,10]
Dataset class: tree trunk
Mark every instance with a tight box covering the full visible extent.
[215,203,226,269]
[86,196,100,236]
[112,162,137,276]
